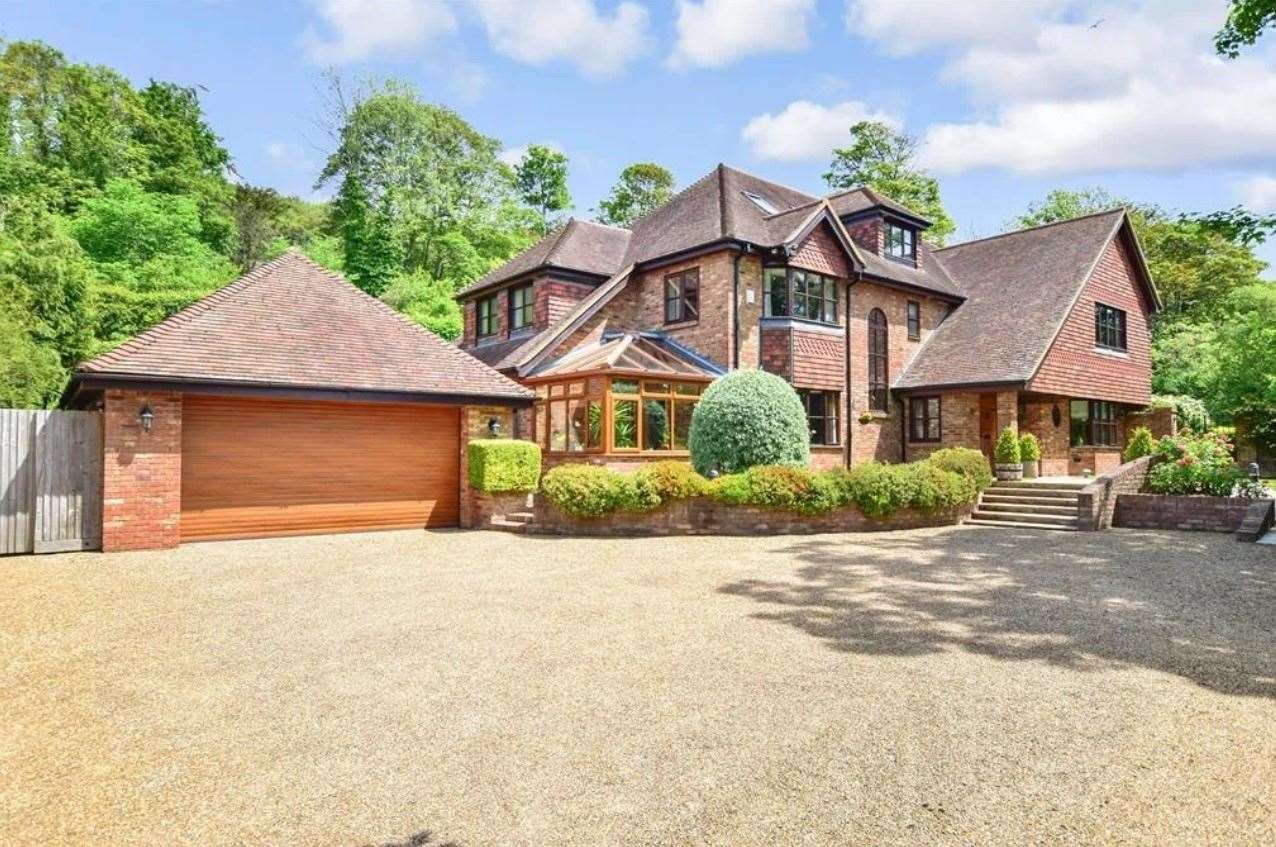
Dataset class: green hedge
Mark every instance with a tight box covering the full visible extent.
[688,370,810,475]
[540,457,981,520]
[467,439,541,494]
[925,447,995,491]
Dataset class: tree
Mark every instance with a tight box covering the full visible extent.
[596,163,675,228]
[335,176,401,296]
[1215,0,1276,57]
[379,269,463,340]
[514,144,571,235]
[824,121,956,244]
[230,184,287,270]
[1208,284,1276,452]
[1012,187,1121,229]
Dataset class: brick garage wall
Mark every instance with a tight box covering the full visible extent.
[1020,396,1071,476]
[529,496,971,536]
[1076,455,1151,530]
[905,391,980,461]
[1113,493,1260,533]
[102,389,182,552]
[848,281,948,464]
[458,405,515,529]
[1029,233,1155,406]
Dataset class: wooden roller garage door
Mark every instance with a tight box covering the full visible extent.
[181,395,459,542]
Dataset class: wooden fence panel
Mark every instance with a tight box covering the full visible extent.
[0,410,36,555]
[0,409,103,555]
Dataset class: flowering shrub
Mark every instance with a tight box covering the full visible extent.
[1145,431,1264,497]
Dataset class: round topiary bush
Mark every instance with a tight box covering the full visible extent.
[688,370,810,475]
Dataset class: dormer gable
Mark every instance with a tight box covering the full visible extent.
[827,187,930,268]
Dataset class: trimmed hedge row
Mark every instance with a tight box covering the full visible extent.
[540,448,992,520]
[468,439,541,493]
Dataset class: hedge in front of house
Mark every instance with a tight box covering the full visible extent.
[688,370,810,475]
[925,447,994,491]
[541,458,980,520]
[467,439,541,493]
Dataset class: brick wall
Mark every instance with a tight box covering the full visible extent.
[1125,406,1176,439]
[536,277,594,330]
[102,389,182,552]
[630,251,736,366]
[904,391,980,461]
[1019,396,1071,475]
[1113,493,1259,533]
[759,326,790,378]
[843,215,882,254]
[1029,233,1154,405]
[1076,455,1151,530]
[788,221,850,278]
[1070,447,1123,476]
[458,405,514,529]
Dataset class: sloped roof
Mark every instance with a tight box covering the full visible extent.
[458,218,630,297]
[526,332,725,380]
[76,250,532,402]
[895,209,1139,391]
[827,186,931,225]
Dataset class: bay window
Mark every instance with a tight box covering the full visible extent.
[763,268,839,324]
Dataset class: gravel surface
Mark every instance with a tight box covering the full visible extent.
[2,526,1274,845]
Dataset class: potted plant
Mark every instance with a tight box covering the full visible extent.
[1018,432,1041,478]
[994,426,1023,481]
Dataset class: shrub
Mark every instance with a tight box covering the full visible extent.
[994,427,1021,464]
[541,464,660,517]
[709,465,839,515]
[1018,432,1041,462]
[1123,427,1156,462]
[826,463,916,518]
[633,461,710,500]
[906,461,977,512]
[467,439,541,493]
[688,370,810,475]
[1144,430,1260,497]
[927,447,994,491]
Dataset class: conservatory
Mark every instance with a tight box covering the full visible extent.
[524,332,723,456]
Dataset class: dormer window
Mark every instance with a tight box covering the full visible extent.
[742,190,779,214]
[476,294,497,338]
[885,223,916,263]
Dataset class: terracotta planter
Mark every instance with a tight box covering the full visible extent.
[995,462,1024,481]
[1022,460,1039,479]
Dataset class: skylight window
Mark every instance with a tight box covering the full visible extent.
[742,190,778,214]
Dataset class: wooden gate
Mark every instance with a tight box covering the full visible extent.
[0,409,103,555]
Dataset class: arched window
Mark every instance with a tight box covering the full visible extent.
[867,308,888,412]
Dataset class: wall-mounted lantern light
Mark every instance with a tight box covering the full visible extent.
[1051,405,1062,427]
[139,405,155,433]
[487,417,502,437]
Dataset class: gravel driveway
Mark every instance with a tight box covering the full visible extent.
[3,526,1274,845]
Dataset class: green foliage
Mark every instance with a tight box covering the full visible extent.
[1215,0,1276,57]
[687,370,810,475]
[540,463,660,518]
[994,427,1021,464]
[1123,427,1156,462]
[1145,431,1258,497]
[710,465,840,516]
[467,439,541,494]
[1148,394,1211,433]
[596,162,675,227]
[824,462,918,518]
[633,461,710,500]
[925,447,995,491]
[379,269,463,340]
[823,120,956,244]
[0,293,65,407]
[513,144,571,234]
[1012,187,1120,229]
[904,461,977,513]
[1018,432,1041,462]
[1207,284,1276,455]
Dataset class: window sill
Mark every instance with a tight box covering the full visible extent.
[663,318,699,330]
[1093,346,1129,358]
[509,326,536,339]
[908,439,942,444]
[884,254,919,268]
[759,316,842,333]
[810,444,842,451]
[859,410,891,420]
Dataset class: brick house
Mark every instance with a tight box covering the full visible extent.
[457,164,1160,476]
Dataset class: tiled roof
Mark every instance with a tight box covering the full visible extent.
[77,250,533,402]
[458,218,630,297]
[895,209,1130,391]
[827,186,931,225]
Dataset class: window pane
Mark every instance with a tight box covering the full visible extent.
[612,399,637,448]
[585,401,602,448]
[536,403,548,448]
[643,399,670,450]
[764,268,788,317]
[675,382,701,395]
[612,378,639,394]
[550,401,568,452]
[673,399,696,450]
[567,400,584,451]
[644,381,670,395]
[550,383,565,398]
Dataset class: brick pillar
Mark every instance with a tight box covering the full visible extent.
[458,405,514,529]
[102,389,182,552]
[995,391,1018,438]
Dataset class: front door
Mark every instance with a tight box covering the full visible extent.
[978,394,997,460]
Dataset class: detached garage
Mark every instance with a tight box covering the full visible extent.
[65,251,532,550]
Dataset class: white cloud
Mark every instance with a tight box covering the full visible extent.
[1240,175,1276,213]
[469,0,650,77]
[668,0,814,69]
[845,0,1069,56]
[844,1,1276,176]
[265,141,318,172]
[498,145,528,167]
[742,100,898,162]
[302,0,457,63]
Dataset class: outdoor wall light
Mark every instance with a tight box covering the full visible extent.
[138,405,155,433]
[487,417,502,437]
[1052,405,1062,427]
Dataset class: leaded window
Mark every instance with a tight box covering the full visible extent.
[868,308,889,412]
[1094,303,1127,350]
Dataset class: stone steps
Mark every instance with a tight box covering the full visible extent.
[971,480,1084,531]
[967,517,1079,531]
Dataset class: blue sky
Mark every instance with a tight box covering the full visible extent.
[6,0,1276,271]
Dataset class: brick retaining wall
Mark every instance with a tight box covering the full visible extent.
[1113,493,1264,533]
[1076,456,1151,531]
